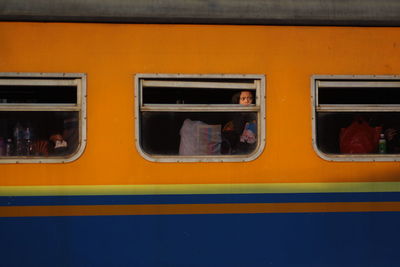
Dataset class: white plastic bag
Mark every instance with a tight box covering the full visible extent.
[179,119,221,155]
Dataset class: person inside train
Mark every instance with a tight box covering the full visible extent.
[366,115,400,153]
[221,90,257,154]
[338,114,400,154]
[48,116,79,155]
[33,115,79,156]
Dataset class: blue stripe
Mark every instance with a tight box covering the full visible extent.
[2,192,400,206]
[2,212,400,266]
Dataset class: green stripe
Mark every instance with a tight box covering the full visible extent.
[1,182,400,196]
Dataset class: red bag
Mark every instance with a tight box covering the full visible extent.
[339,118,381,154]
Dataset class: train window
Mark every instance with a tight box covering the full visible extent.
[135,74,266,162]
[0,73,87,163]
[312,75,400,161]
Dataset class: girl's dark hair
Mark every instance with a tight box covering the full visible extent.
[231,92,241,104]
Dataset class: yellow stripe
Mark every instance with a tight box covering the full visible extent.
[1,202,400,217]
[1,182,400,196]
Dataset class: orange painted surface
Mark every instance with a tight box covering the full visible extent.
[2,202,400,217]
[1,22,400,186]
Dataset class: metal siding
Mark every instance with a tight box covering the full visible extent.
[1,0,400,26]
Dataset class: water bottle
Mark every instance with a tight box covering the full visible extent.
[24,126,33,156]
[379,133,386,154]
[6,138,13,156]
[13,123,24,156]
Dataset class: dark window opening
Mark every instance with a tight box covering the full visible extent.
[143,87,256,105]
[136,75,264,161]
[317,112,400,154]
[0,85,77,104]
[314,77,400,159]
[318,86,400,105]
[0,74,85,162]
[140,112,257,155]
[0,111,79,157]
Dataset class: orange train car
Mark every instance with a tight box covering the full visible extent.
[1,1,400,266]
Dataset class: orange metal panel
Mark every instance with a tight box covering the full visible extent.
[1,22,400,186]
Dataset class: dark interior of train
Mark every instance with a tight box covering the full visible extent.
[317,112,400,154]
[0,85,76,104]
[0,84,78,156]
[140,111,257,155]
[0,111,79,156]
[140,82,257,155]
[318,86,400,105]
[142,78,256,105]
[317,82,400,154]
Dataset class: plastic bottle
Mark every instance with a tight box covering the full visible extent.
[24,125,33,156]
[379,133,387,154]
[13,122,24,155]
[6,138,13,156]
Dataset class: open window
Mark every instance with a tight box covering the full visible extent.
[135,74,265,162]
[312,75,400,161]
[0,73,87,163]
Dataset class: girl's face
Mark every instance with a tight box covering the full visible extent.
[239,91,253,105]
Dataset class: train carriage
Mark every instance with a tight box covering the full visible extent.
[1,1,400,266]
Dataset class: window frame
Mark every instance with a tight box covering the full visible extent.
[135,73,266,162]
[0,72,87,164]
[312,74,400,162]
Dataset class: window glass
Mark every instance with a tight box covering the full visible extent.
[135,74,265,162]
[313,76,400,161]
[0,73,86,163]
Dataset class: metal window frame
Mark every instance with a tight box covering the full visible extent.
[311,74,400,162]
[0,72,87,164]
[135,73,266,162]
